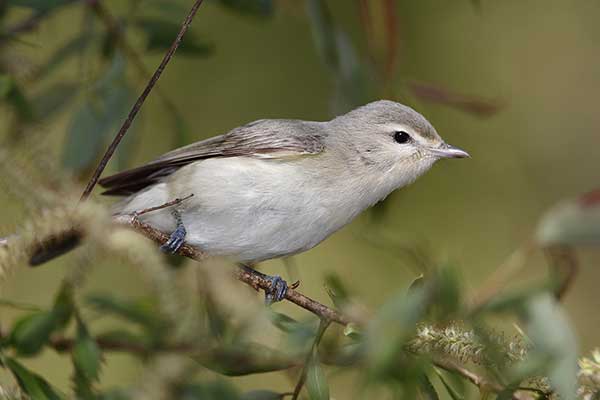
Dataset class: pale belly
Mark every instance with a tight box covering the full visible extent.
[130,156,371,263]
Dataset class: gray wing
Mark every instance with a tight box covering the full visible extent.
[99,119,325,196]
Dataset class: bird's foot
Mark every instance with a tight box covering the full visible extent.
[160,224,186,253]
[160,210,187,254]
[265,275,288,305]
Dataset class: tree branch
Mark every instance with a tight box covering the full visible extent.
[79,0,206,201]
[433,359,540,400]
[114,214,353,326]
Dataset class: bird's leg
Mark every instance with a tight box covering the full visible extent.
[238,264,288,305]
[159,209,187,254]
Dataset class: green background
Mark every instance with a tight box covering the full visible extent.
[1,0,599,396]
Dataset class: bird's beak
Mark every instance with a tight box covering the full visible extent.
[429,143,470,159]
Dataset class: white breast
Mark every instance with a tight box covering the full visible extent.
[121,154,412,263]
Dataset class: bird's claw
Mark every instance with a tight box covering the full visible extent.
[265,275,288,305]
[160,225,186,254]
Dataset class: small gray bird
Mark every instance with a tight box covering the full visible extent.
[99,100,469,302]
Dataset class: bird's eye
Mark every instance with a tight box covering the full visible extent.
[394,131,411,144]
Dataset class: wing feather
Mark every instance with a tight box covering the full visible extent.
[98,119,325,196]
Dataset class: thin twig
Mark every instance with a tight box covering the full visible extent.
[292,318,331,400]
[433,359,537,400]
[79,0,205,201]
[113,214,353,326]
[133,194,194,216]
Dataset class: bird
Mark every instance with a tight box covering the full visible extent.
[96,100,469,303]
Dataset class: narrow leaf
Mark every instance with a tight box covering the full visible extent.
[418,374,440,400]
[306,355,329,400]
[62,53,133,173]
[435,369,465,400]
[9,312,58,356]
[3,356,63,399]
[537,189,600,246]
[522,294,578,400]
[197,342,295,376]
[73,320,102,382]
[85,294,162,331]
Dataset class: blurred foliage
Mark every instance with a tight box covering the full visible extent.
[0,0,599,399]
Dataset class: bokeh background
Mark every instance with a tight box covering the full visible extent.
[1,0,599,397]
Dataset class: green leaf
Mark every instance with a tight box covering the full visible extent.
[85,294,162,331]
[10,312,59,356]
[3,356,63,399]
[418,375,440,400]
[268,311,303,333]
[52,282,74,330]
[366,286,429,375]
[136,18,213,55]
[306,0,369,114]
[434,369,464,400]
[62,53,134,173]
[537,189,600,246]
[522,294,578,400]
[216,0,273,17]
[240,390,285,400]
[73,319,102,382]
[8,284,73,356]
[342,323,362,341]
[197,342,295,376]
[431,267,462,319]
[306,354,329,400]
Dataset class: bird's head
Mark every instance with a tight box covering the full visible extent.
[331,100,469,189]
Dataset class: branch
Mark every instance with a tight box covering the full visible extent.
[114,214,353,326]
[433,359,538,400]
[134,194,194,216]
[79,0,206,201]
